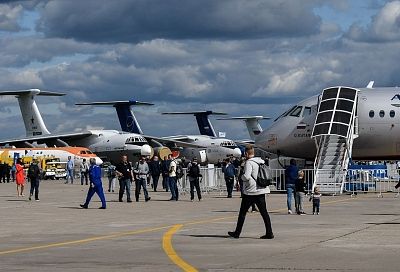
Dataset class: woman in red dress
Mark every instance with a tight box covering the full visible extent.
[15,159,25,197]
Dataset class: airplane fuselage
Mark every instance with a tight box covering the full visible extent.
[256,87,400,160]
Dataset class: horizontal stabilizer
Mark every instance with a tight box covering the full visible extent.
[162,111,226,137]
[216,116,270,120]
[162,111,226,116]
[0,89,65,97]
[75,100,154,106]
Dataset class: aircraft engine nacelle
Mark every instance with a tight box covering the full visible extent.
[153,146,172,160]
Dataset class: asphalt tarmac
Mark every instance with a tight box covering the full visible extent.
[0,179,400,271]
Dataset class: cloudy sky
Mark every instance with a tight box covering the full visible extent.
[0,0,397,140]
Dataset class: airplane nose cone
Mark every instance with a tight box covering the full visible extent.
[233,148,242,157]
[95,157,103,165]
[141,144,152,156]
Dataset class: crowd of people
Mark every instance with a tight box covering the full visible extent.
[1,146,325,239]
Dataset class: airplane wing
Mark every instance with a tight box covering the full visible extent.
[0,132,94,147]
[140,135,204,148]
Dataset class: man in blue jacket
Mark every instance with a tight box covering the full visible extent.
[80,158,106,209]
[222,158,237,198]
[285,159,298,214]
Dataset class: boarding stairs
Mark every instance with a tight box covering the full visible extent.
[311,87,359,195]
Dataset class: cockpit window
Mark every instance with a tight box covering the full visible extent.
[283,106,296,117]
[289,106,303,117]
[302,106,312,117]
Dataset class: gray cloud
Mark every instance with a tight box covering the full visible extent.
[346,0,400,42]
[0,3,22,31]
[37,0,321,43]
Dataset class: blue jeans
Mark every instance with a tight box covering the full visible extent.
[135,178,149,201]
[66,169,74,184]
[168,177,178,200]
[119,179,131,201]
[286,184,296,211]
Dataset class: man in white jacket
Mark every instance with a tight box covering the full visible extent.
[228,145,274,239]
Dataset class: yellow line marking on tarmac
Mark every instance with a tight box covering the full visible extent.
[0,196,359,258]
[163,224,198,272]
[0,225,171,256]
[162,196,359,271]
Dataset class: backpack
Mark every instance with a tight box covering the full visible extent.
[28,164,40,178]
[253,161,272,188]
[188,163,200,178]
[108,165,116,178]
[175,161,184,179]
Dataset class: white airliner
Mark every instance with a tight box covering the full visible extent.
[74,101,241,163]
[0,147,103,165]
[255,83,400,160]
[0,89,153,162]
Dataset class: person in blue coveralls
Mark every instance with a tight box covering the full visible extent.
[80,158,106,209]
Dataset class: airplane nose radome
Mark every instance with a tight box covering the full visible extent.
[233,148,242,157]
[141,144,152,156]
[96,157,103,165]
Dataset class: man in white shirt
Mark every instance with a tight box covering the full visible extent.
[228,145,274,239]
[168,154,178,201]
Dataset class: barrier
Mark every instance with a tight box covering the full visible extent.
[102,166,400,197]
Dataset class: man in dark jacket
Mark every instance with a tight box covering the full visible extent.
[28,159,41,201]
[161,156,171,191]
[149,156,161,192]
[115,155,134,203]
[222,158,237,198]
[285,159,298,214]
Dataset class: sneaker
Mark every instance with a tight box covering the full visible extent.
[80,204,88,209]
[35,199,40,202]
[312,212,315,215]
[145,197,151,202]
[21,194,25,197]
[191,199,194,202]
[228,231,239,239]
[260,234,274,239]
[300,212,306,215]
[317,212,319,215]
[198,198,201,201]
[288,210,293,214]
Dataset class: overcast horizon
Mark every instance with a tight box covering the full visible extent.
[0,0,398,140]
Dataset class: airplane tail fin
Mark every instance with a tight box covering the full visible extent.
[0,89,65,137]
[162,111,227,137]
[217,116,270,140]
[75,100,153,134]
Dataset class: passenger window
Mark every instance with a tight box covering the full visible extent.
[289,106,303,117]
[379,110,385,118]
[369,110,374,118]
[390,110,395,118]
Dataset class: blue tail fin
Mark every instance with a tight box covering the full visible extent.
[162,111,227,137]
[115,104,143,134]
[75,100,153,134]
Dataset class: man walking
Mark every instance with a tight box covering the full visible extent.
[149,156,161,192]
[134,156,151,202]
[116,155,133,203]
[80,158,106,209]
[222,158,237,198]
[65,156,74,184]
[28,159,41,201]
[168,154,178,201]
[80,159,89,185]
[285,159,298,214]
[187,157,202,201]
[228,145,274,239]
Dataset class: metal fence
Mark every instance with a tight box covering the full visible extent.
[175,168,400,196]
